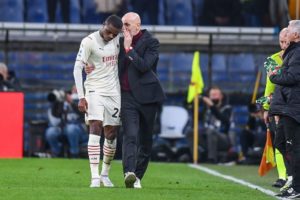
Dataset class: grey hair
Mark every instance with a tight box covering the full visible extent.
[289,20,300,35]
[279,27,288,36]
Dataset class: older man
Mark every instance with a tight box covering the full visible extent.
[263,28,289,189]
[120,12,165,188]
[269,20,300,198]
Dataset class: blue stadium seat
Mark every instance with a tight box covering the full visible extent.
[200,53,208,72]
[158,72,168,82]
[234,74,256,82]
[233,106,248,113]
[0,52,4,61]
[82,0,100,24]
[158,0,165,25]
[192,0,205,25]
[164,0,193,25]
[0,0,24,22]
[212,72,229,82]
[25,92,48,101]
[26,0,48,22]
[171,53,193,72]
[212,54,226,72]
[227,53,256,72]
[232,106,249,126]
[70,0,81,23]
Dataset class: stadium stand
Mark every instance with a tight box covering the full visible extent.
[70,0,81,24]
[81,0,100,24]
[0,0,24,22]
[164,0,193,25]
[26,0,48,22]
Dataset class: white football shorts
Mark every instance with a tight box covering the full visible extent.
[85,92,121,126]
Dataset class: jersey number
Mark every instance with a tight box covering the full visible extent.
[112,108,119,118]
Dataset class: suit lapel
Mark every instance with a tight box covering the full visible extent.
[133,31,148,51]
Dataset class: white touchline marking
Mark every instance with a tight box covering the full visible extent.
[188,164,280,199]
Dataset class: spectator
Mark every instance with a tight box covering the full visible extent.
[241,0,270,27]
[201,0,243,26]
[45,86,88,158]
[202,86,232,163]
[95,0,128,22]
[0,63,21,91]
[130,0,159,25]
[269,0,290,29]
[47,0,70,23]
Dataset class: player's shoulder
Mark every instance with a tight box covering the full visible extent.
[112,34,121,43]
[81,31,97,44]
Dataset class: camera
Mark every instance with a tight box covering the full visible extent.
[47,89,65,103]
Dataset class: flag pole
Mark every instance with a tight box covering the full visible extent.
[251,71,262,104]
[193,84,199,164]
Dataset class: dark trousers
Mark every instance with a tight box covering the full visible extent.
[274,116,293,177]
[47,0,70,23]
[206,128,231,162]
[121,92,158,179]
[276,116,300,191]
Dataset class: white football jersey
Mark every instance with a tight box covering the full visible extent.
[75,31,120,98]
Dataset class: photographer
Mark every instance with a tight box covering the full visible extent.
[202,86,232,163]
[45,86,88,158]
[0,63,21,91]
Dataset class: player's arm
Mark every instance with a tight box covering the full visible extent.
[73,37,92,112]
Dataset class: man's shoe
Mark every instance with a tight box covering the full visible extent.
[124,172,136,188]
[90,178,100,188]
[272,179,286,188]
[134,178,142,189]
[100,175,114,187]
[276,187,300,199]
[280,178,293,192]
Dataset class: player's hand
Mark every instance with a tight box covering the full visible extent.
[78,98,88,113]
[263,110,269,124]
[123,29,132,49]
[85,64,95,74]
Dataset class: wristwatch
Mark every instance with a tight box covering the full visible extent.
[125,46,133,53]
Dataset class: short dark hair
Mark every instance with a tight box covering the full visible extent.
[105,15,123,30]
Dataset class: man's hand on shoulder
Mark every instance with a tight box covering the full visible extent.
[85,64,95,74]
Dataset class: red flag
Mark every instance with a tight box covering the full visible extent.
[258,129,276,176]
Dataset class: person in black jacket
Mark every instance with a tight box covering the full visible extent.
[119,12,166,188]
[269,20,300,198]
[202,86,232,163]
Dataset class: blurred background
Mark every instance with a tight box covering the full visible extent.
[0,0,298,164]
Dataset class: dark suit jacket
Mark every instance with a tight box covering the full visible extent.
[270,41,300,123]
[118,29,166,104]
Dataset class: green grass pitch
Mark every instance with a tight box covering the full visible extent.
[0,159,277,200]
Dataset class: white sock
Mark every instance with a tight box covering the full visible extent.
[88,134,101,179]
[288,176,293,182]
[101,138,116,176]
